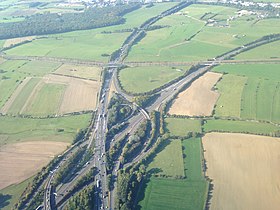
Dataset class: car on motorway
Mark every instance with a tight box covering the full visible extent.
[97,180,100,188]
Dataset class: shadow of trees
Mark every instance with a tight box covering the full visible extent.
[0,193,12,209]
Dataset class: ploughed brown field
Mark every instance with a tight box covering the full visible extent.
[169,72,222,116]
[202,132,280,210]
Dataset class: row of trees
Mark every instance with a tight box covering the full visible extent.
[54,147,88,185]
[0,4,141,39]
[64,185,95,210]
[122,120,151,164]
[106,135,128,173]
[202,1,280,15]
[144,111,160,151]
[116,165,146,210]
[57,167,96,207]
[107,94,132,129]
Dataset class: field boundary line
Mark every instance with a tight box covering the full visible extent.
[0,77,32,114]
[19,79,44,114]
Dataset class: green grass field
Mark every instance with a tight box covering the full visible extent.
[235,40,280,60]
[115,2,177,30]
[181,138,205,180]
[241,78,280,122]
[7,78,40,114]
[119,66,187,93]
[17,60,61,76]
[127,4,280,62]
[0,60,28,108]
[213,64,280,122]
[203,119,280,135]
[0,114,91,147]
[137,177,208,210]
[213,64,280,81]
[138,138,208,210]
[0,177,32,210]
[165,117,201,136]
[214,74,247,117]
[147,139,184,177]
[55,64,102,81]
[4,3,177,61]
[5,30,130,61]
[24,83,66,116]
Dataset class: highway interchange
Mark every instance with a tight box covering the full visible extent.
[33,2,280,210]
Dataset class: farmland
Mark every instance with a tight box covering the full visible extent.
[118,66,187,94]
[0,141,69,190]
[0,59,62,110]
[0,60,29,108]
[203,119,280,136]
[203,132,280,210]
[213,64,280,81]
[127,4,280,62]
[139,138,208,210]
[235,40,280,60]
[214,74,247,117]
[169,72,222,116]
[3,3,177,62]
[16,60,61,76]
[54,64,102,81]
[111,2,177,30]
[181,138,205,181]
[2,74,100,116]
[1,77,40,114]
[0,177,31,210]
[213,64,280,122]
[137,177,207,210]
[0,114,91,146]
[0,1,280,209]
[24,83,65,116]
[165,117,201,136]
[4,30,130,61]
[3,36,36,48]
[147,139,185,177]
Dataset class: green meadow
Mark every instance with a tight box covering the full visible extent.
[23,83,66,116]
[147,139,185,177]
[139,138,208,210]
[235,40,280,60]
[127,4,280,62]
[214,74,247,118]
[165,117,201,136]
[0,114,91,146]
[203,119,280,135]
[119,66,187,93]
[213,64,280,122]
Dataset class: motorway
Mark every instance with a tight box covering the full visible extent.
[37,2,280,210]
